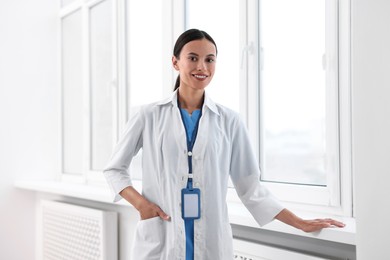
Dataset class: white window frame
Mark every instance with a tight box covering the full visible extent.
[228,0,352,217]
[59,0,123,185]
[59,0,184,184]
[162,0,186,97]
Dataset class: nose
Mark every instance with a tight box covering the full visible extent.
[197,60,206,71]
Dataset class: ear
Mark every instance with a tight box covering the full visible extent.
[172,56,179,71]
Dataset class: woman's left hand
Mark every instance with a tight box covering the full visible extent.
[297,218,346,233]
[275,208,346,233]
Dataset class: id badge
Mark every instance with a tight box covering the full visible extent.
[181,188,201,220]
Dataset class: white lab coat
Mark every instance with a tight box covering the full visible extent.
[103,90,284,260]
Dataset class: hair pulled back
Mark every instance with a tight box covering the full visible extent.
[173,29,218,91]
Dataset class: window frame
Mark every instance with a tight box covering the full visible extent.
[230,0,352,217]
[59,0,183,184]
[59,0,121,185]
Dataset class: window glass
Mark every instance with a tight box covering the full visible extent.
[186,0,240,112]
[127,0,164,179]
[90,0,114,171]
[62,9,83,174]
[61,0,76,8]
[127,0,163,108]
[259,0,330,185]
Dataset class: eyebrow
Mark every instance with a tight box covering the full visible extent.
[187,52,216,57]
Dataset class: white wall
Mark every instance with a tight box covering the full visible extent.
[352,0,390,259]
[0,1,59,259]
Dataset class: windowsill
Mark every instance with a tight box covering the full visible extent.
[228,202,355,245]
[14,179,355,246]
[14,179,141,207]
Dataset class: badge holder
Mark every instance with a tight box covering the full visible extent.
[181,186,201,220]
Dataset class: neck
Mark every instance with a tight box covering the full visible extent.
[177,87,204,114]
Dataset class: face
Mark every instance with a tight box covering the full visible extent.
[172,39,217,91]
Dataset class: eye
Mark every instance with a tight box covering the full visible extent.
[188,56,198,61]
[207,58,215,63]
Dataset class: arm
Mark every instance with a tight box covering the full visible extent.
[103,110,144,202]
[275,208,345,232]
[104,107,169,221]
[229,116,284,226]
[120,186,170,221]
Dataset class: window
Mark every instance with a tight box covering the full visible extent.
[61,7,83,175]
[259,0,331,187]
[126,0,164,180]
[60,0,165,183]
[244,0,352,215]
[60,0,117,184]
[259,0,343,208]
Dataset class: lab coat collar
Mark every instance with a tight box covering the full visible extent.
[157,89,220,116]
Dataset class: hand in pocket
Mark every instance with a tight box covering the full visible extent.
[138,200,171,221]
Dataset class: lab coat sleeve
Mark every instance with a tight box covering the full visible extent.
[103,108,144,202]
[229,116,284,226]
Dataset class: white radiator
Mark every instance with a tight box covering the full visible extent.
[233,238,330,260]
[39,200,118,260]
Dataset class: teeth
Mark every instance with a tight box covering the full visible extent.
[194,75,206,79]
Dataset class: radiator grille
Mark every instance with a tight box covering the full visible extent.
[233,238,330,260]
[40,200,117,260]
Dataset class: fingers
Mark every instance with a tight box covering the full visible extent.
[301,218,346,232]
[325,218,346,228]
[156,207,171,221]
[301,221,328,232]
[315,218,346,227]
[151,203,171,221]
[139,202,171,221]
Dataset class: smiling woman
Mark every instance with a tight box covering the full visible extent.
[172,30,217,94]
[103,28,345,260]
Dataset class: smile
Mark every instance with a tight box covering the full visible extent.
[192,74,208,79]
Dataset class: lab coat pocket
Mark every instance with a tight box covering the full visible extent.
[131,217,165,260]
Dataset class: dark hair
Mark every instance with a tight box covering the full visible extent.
[173,29,218,91]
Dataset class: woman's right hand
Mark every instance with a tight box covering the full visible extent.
[138,200,171,221]
[119,186,171,221]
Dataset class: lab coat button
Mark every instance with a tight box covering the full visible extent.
[188,151,193,156]
[195,182,200,187]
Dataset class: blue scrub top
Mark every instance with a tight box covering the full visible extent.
[180,108,201,260]
[180,109,201,142]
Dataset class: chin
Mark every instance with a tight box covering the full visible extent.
[194,81,211,90]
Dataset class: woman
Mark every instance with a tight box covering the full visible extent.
[103,29,345,260]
